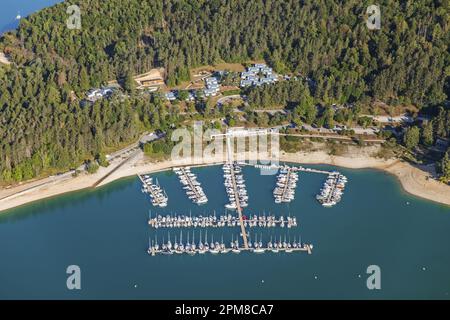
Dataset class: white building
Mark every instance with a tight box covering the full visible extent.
[240,64,277,88]
[165,91,177,101]
[86,87,115,101]
[203,77,220,97]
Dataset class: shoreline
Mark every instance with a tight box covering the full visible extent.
[0,148,449,213]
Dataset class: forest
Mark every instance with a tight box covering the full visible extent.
[0,0,449,183]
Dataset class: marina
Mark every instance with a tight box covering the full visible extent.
[316,172,348,207]
[141,162,349,256]
[273,166,299,204]
[254,163,331,175]
[173,167,208,205]
[148,212,298,229]
[148,232,312,256]
[139,175,168,207]
[2,162,450,299]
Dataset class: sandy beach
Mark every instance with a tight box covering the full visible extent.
[0,146,449,213]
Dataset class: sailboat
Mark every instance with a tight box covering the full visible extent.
[285,235,293,253]
[154,235,160,252]
[247,232,253,250]
[185,232,191,252]
[177,231,184,254]
[209,234,219,254]
[292,236,298,249]
[189,231,196,255]
[267,236,273,251]
[147,237,153,255]
[204,230,210,252]
[232,234,241,254]
[174,235,179,251]
[198,230,205,254]
[272,235,280,253]
[282,235,288,250]
[220,235,230,253]
[253,233,265,253]
[167,233,174,254]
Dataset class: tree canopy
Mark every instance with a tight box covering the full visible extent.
[0,0,449,183]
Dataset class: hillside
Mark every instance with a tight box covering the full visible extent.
[0,0,449,183]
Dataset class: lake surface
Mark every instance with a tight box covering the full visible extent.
[0,0,62,35]
[0,164,449,299]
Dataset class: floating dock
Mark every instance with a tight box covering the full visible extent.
[254,163,331,175]
[223,163,248,210]
[223,162,249,249]
[148,235,312,256]
[139,175,168,207]
[253,163,348,206]
[148,212,298,229]
[142,161,351,257]
[273,166,298,204]
[173,167,208,205]
[316,173,348,207]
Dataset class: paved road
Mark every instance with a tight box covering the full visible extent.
[217,95,242,106]
[278,132,385,143]
[301,124,379,136]
[92,149,142,188]
[92,132,162,187]
[0,132,162,200]
[360,114,413,124]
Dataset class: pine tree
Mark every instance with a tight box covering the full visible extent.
[79,67,90,91]
[403,126,420,150]
[124,70,136,95]
[421,121,434,146]
[439,150,450,183]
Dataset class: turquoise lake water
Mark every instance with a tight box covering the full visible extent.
[0,164,449,299]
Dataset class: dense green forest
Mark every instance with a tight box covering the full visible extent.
[0,0,449,183]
